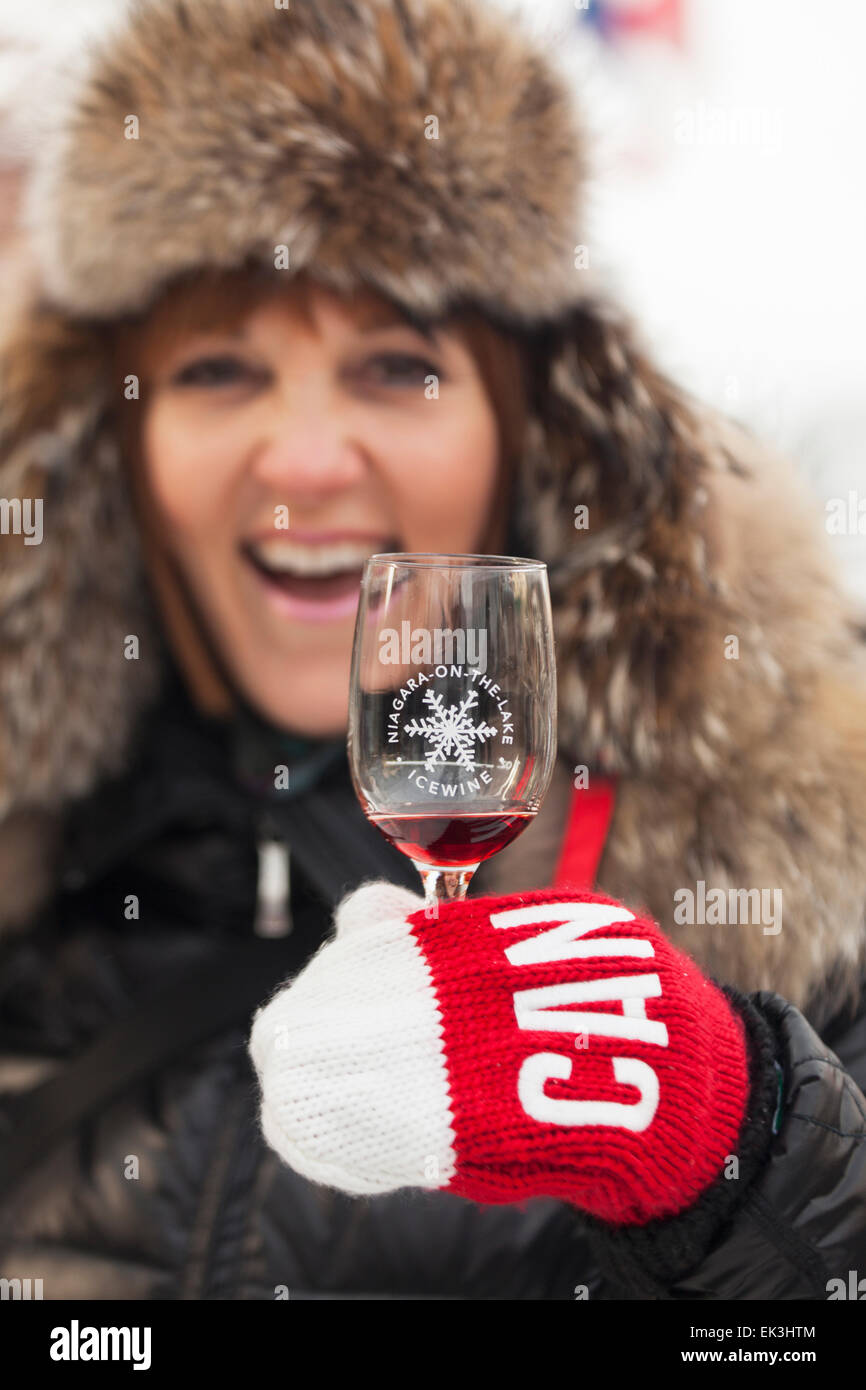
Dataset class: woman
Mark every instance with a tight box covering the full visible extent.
[0,0,864,1301]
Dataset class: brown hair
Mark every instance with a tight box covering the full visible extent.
[110,267,530,719]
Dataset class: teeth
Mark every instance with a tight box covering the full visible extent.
[247,538,387,576]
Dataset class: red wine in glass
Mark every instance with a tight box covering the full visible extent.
[369,808,536,868]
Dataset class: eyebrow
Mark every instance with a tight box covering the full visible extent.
[352,302,441,344]
[192,303,442,346]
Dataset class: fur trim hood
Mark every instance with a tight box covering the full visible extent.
[2,0,866,1023]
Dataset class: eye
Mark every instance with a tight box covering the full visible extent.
[171,354,267,388]
[362,352,442,385]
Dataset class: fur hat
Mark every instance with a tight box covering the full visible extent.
[2,0,866,1022]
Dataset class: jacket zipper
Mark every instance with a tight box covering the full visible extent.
[182,809,293,1297]
[254,818,292,937]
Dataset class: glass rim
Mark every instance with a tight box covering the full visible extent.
[365,552,547,572]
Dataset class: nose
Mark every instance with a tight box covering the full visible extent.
[249,381,368,501]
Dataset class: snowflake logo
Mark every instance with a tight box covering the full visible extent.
[402,689,498,773]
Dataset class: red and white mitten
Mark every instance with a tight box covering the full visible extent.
[248,883,751,1225]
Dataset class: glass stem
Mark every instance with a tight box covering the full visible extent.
[416,864,479,918]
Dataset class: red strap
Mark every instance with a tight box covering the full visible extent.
[552,775,617,892]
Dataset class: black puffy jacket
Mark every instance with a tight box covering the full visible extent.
[1,672,864,1302]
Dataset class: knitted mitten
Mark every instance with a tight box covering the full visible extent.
[248,883,751,1225]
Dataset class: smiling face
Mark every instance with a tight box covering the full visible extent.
[132,276,503,734]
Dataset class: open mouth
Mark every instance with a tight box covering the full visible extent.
[241,535,398,620]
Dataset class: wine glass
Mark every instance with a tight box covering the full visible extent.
[348,554,557,914]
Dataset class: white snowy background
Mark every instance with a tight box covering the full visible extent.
[498,0,866,605]
[1,0,863,601]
